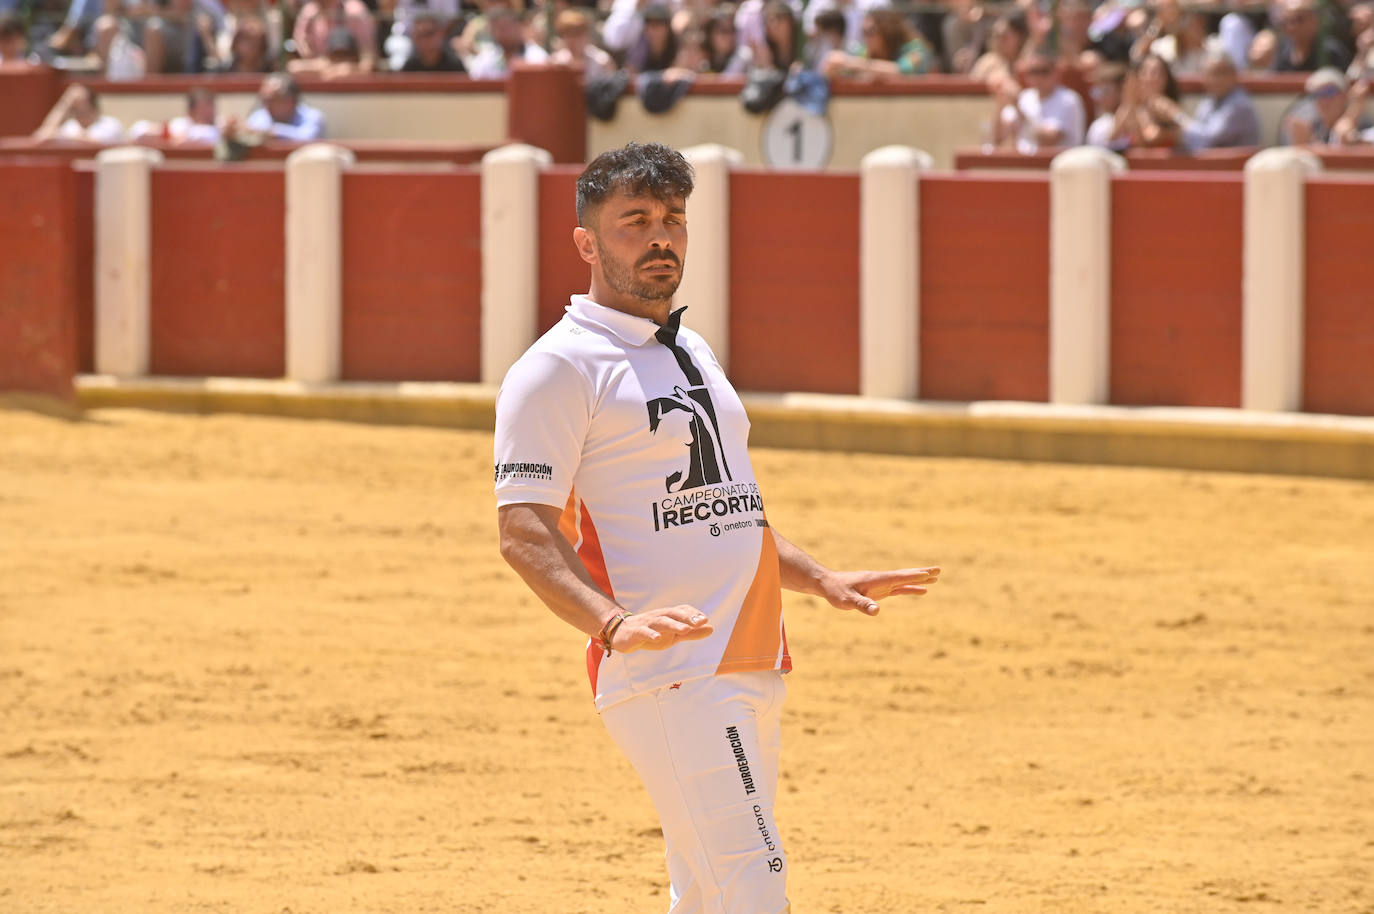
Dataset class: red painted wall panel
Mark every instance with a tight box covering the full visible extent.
[74,165,95,373]
[1304,179,1374,416]
[149,167,285,377]
[1110,174,1243,408]
[919,175,1050,402]
[0,161,77,398]
[728,171,860,395]
[340,170,481,382]
[537,167,588,334]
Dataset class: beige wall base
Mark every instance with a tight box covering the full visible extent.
[72,376,1374,481]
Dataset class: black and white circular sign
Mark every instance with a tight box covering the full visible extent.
[761,98,834,170]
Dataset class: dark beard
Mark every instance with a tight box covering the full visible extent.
[596,240,682,302]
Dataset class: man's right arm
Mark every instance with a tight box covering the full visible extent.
[498,502,714,653]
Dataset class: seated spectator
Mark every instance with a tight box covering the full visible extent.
[1116,52,1183,148]
[399,10,465,71]
[735,0,802,58]
[0,12,37,63]
[209,14,272,72]
[1253,0,1352,72]
[33,83,125,143]
[969,10,1027,84]
[130,86,221,142]
[942,0,990,75]
[626,4,678,74]
[465,7,547,77]
[802,0,883,52]
[212,0,278,66]
[822,8,938,79]
[291,0,377,73]
[755,0,801,71]
[1133,0,1217,76]
[242,72,326,141]
[1285,67,1371,143]
[1085,61,1130,150]
[1162,49,1261,151]
[704,7,751,75]
[989,50,1086,152]
[144,0,214,73]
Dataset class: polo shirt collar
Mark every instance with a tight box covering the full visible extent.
[568,295,684,346]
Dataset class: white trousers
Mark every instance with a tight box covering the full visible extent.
[600,669,791,914]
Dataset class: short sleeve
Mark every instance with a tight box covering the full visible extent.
[493,350,592,509]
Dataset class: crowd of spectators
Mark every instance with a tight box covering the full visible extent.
[1,0,1371,152]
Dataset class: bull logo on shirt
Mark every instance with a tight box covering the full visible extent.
[646,385,732,493]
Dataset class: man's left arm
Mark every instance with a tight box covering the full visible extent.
[770,529,940,616]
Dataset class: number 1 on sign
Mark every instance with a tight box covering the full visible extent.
[761,99,833,170]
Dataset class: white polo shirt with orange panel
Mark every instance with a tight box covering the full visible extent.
[494,295,792,712]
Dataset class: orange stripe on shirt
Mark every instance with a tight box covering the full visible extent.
[716,530,785,675]
[559,492,617,697]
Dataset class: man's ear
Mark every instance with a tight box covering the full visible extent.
[573,226,598,266]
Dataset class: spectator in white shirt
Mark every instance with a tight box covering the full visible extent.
[464,7,548,78]
[33,84,125,144]
[129,86,223,143]
[991,51,1086,153]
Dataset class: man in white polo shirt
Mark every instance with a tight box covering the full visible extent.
[494,142,940,913]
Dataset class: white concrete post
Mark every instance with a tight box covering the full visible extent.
[859,145,932,400]
[481,143,551,385]
[1243,148,1320,412]
[95,146,163,377]
[677,144,743,371]
[285,144,355,383]
[1049,146,1126,405]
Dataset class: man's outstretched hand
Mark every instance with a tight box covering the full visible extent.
[816,567,941,616]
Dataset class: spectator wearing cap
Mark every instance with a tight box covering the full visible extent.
[549,8,614,78]
[33,84,125,143]
[989,50,1086,153]
[399,11,466,71]
[242,72,326,141]
[1285,67,1367,143]
[465,7,547,78]
[1157,49,1262,151]
[822,8,938,79]
[292,0,378,73]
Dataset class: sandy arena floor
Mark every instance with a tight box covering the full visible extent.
[1,405,1371,914]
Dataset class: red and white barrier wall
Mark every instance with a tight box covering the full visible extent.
[0,144,1371,416]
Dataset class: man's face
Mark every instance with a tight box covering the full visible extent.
[412,20,444,60]
[1281,6,1317,43]
[69,87,97,125]
[586,192,688,304]
[1313,85,1346,123]
[190,94,216,124]
[1202,59,1236,98]
[1023,58,1057,94]
[491,15,523,53]
[264,89,295,122]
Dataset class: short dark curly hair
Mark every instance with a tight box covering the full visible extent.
[575,142,695,227]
